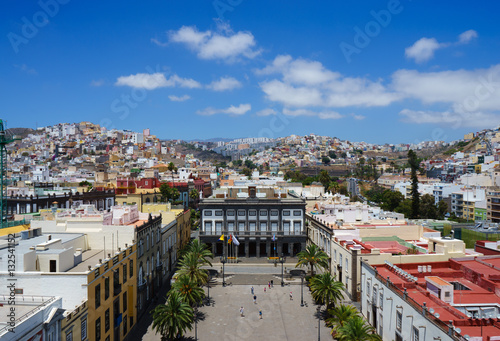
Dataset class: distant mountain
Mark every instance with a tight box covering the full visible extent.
[5,127,35,139]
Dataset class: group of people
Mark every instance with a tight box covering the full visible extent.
[240,282,292,320]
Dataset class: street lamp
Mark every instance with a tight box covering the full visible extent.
[279,253,286,287]
[220,256,227,287]
[317,306,321,341]
[194,307,198,341]
[300,273,305,307]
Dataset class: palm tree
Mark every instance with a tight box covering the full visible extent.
[336,315,381,341]
[295,244,329,276]
[309,272,344,309]
[172,275,205,307]
[168,162,176,183]
[326,304,358,337]
[327,181,340,194]
[182,240,213,267]
[151,290,194,340]
[177,252,209,286]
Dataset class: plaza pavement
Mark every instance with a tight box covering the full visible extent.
[141,263,339,341]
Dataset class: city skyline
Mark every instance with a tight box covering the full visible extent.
[2,1,500,144]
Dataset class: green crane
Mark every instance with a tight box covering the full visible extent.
[0,120,21,228]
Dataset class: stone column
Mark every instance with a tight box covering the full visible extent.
[245,241,249,258]
[256,241,260,258]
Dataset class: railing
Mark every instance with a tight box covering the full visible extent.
[0,219,27,228]
[0,296,57,335]
[199,230,306,237]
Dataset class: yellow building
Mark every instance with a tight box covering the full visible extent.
[176,209,191,250]
[88,244,137,341]
[115,191,163,212]
[464,132,475,141]
[61,301,89,341]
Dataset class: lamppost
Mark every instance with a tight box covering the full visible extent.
[194,306,198,341]
[300,273,305,307]
[279,253,286,287]
[220,256,227,287]
[317,306,321,341]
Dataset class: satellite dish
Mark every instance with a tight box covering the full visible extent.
[455,328,462,334]
[435,313,440,318]
[429,308,435,314]
[467,312,473,318]
[464,335,470,340]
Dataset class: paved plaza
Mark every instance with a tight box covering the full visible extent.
[141,264,336,340]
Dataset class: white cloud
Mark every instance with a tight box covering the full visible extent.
[207,77,242,91]
[283,108,343,119]
[405,38,444,63]
[258,55,399,108]
[351,113,366,120]
[90,79,105,87]
[168,95,191,102]
[399,108,500,128]
[256,108,277,116]
[14,64,37,75]
[168,25,260,62]
[115,73,201,90]
[150,37,168,47]
[197,103,251,116]
[405,30,478,63]
[458,29,478,44]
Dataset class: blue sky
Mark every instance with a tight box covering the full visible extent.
[2,0,500,144]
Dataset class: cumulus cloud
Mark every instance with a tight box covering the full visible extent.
[207,77,242,91]
[168,25,260,62]
[197,103,251,116]
[115,73,201,90]
[168,95,191,102]
[405,30,478,63]
[405,38,444,63]
[258,55,399,108]
[256,108,277,116]
[283,108,343,119]
[351,114,366,120]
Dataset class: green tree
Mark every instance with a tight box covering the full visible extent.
[336,315,381,341]
[438,200,448,219]
[329,151,337,159]
[327,181,340,194]
[172,275,205,307]
[395,199,412,218]
[177,252,209,286]
[160,183,180,203]
[295,244,329,276]
[182,240,213,267]
[420,194,438,219]
[309,272,344,309]
[151,290,194,340]
[322,156,331,165]
[319,170,331,189]
[168,162,177,182]
[242,168,252,177]
[408,149,420,219]
[380,190,404,212]
[189,189,200,202]
[326,304,359,337]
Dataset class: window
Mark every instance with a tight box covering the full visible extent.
[271,210,278,216]
[366,281,370,297]
[379,313,383,335]
[249,222,256,231]
[283,210,290,216]
[204,222,212,233]
[146,234,150,251]
[373,287,378,305]
[95,284,101,308]
[283,222,290,234]
[271,222,278,231]
[412,326,419,341]
[293,210,301,216]
[130,260,133,278]
[95,317,101,341]
[113,268,120,296]
[81,318,87,341]
[334,250,337,263]
[204,210,212,216]
[339,254,343,268]
[123,291,128,312]
[238,210,245,216]
[227,210,235,216]
[249,210,257,216]
[105,309,110,332]
[260,210,267,216]
[123,314,128,335]
[238,222,245,231]
[215,210,223,216]
[379,291,383,310]
[396,311,402,331]
[228,222,234,231]
[104,277,109,300]
[260,222,267,231]
[345,258,349,273]
[66,331,73,341]
[294,222,301,234]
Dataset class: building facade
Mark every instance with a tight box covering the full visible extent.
[199,189,306,258]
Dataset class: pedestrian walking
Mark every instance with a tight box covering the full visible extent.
[289,291,293,300]
[253,295,257,304]
[251,286,254,295]
[259,309,263,319]
[268,281,271,289]
[240,306,244,317]
[271,280,274,288]
[264,287,266,293]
